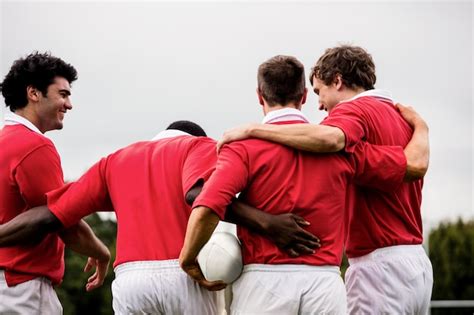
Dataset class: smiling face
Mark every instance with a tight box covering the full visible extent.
[35,76,73,133]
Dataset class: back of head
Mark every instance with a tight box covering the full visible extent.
[310,45,376,90]
[166,120,207,137]
[0,52,78,111]
[257,55,306,106]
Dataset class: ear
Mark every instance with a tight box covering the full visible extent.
[301,88,308,105]
[256,87,264,106]
[26,86,41,102]
[334,74,343,91]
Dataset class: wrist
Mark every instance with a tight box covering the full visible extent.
[97,243,111,262]
[179,252,196,269]
[246,124,260,137]
[413,119,428,131]
[259,213,274,235]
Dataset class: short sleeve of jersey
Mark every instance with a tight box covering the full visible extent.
[15,144,64,206]
[321,101,367,153]
[47,157,113,228]
[181,138,218,197]
[351,142,407,192]
[193,142,250,220]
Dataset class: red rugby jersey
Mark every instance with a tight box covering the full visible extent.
[195,117,406,266]
[322,93,424,258]
[48,135,217,267]
[0,124,65,286]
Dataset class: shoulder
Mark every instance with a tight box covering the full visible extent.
[193,136,217,147]
[3,125,57,156]
[224,138,290,157]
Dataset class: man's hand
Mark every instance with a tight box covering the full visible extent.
[217,123,257,152]
[179,206,224,291]
[83,255,110,292]
[226,201,320,257]
[179,256,227,291]
[263,213,321,257]
[395,103,427,129]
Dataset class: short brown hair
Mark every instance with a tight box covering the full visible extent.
[257,55,306,106]
[309,45,376,90]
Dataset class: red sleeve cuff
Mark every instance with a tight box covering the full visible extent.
[193,197,227,221]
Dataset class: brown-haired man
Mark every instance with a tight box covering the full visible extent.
[180,55,429,314]
[216,45,432,314]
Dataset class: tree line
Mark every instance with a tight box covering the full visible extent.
[56,215,474,314]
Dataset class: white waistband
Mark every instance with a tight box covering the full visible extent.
[348,244,426,265]
[114,260,180,276]
[0,270,52,285]
[243,264,340,274]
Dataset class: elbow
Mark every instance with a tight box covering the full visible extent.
[324,131,345,152]
[333,134,346,152]
[405,161,429,181]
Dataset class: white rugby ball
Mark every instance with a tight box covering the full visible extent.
[197,231,243,284]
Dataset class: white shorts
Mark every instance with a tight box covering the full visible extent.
[0,270,62,315]
[231,264,346,315]
[345,244,433,315]
[112,260,224,315]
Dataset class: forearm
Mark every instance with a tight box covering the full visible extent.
[404,121,430,181]
[180,206,220,266]
[248,123,345,153]
[225,199,270,234]
[0,206,61,246]
[59,220,110,261]
[225,200,319,255]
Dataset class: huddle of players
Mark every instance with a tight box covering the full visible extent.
[0,46,432,315]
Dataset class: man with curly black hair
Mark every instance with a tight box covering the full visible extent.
[0,52,110,314]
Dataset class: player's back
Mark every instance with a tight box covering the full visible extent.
[104,136,216,266]
[203,133,355,267]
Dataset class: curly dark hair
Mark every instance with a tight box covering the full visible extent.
[309,45,376,90]
[257,55,306,106]
[166,120,207,137]
[0,52,78,111]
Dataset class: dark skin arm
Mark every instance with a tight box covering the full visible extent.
[186,185,320,257]
[0,206,60,246]
[0,206,110,291]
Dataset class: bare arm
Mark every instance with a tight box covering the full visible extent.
[58,220,111,291]
[217,123,345,153]
[179,206,226,291]
[396,103,430,181]
[225,200,320,257]
[0,206,110,291]
[186,184,320,256]
[0,206,60,246]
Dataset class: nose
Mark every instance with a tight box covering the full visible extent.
[65,98,73,110]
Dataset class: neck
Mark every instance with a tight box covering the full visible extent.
[263,102,300,115]
[14,106,44,134]
[339,87,367,103]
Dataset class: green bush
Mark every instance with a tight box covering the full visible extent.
[56,213,117,315]
[429,218,474,315]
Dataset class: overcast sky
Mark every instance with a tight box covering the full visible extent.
[1,0,472,226]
